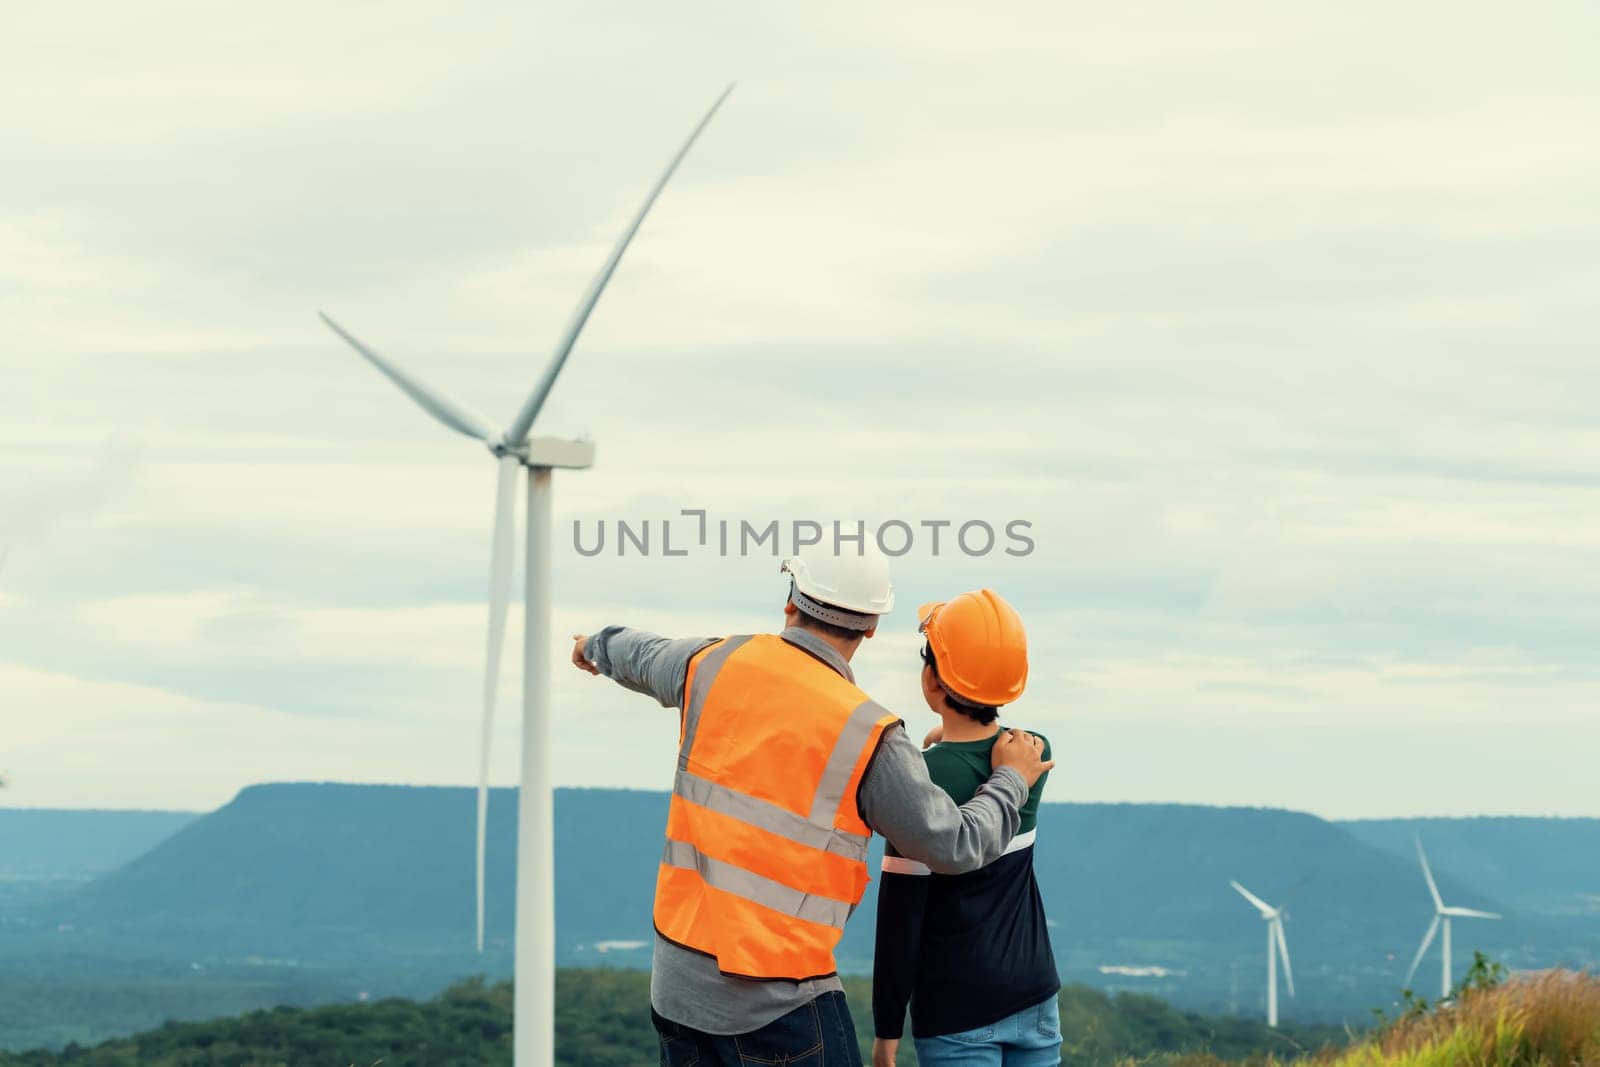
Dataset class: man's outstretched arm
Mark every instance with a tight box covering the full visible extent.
[571,626,716,709]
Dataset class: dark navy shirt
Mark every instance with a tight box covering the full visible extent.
[873,731,1060,1039]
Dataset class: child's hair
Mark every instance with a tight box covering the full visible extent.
[921,644,1001,726]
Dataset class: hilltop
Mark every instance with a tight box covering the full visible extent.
[1340,816,1600,917]
[24,785,1517,969]
[4,784,1597,1048]
[0,809,197,882]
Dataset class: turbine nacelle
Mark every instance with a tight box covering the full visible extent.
[503,436,598,470]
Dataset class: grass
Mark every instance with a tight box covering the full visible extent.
[1150,970,1600,1067]
[1326,971,1600,1067]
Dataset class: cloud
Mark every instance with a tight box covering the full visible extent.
[2,0,1597,814]
[0,663,439,811]
[0,438,142,542]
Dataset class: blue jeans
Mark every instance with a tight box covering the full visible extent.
[913,996,1062,1067]
[652,991,864,1066]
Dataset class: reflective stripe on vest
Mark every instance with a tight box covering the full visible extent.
[654,633,900,980]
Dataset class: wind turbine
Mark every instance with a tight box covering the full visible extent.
[317,85,733,1067]
[1404,838,1501,1000]
[1231,881,1295,1028]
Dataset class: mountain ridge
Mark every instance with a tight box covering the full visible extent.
[9,783,1596,1020]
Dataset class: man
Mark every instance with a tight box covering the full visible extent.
[571,548,1054,1066]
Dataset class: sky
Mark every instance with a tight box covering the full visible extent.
[2,2,1597,818]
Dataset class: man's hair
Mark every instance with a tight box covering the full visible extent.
[792,601,867,642]
[921,644,1000,726]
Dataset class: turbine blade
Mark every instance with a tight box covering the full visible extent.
[1275,919,1295,998]
[0,544,8,580]
[503,84,734,446]
[1404,915,1442,988]
[1277,872,1314,911]
[319,311,497,443]
[1231,880,1276,916]
[475,454,520,952]
[1442,907,1502,920]
[1416,838,1444,912]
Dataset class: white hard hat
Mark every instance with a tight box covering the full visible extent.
[781,546,895,629]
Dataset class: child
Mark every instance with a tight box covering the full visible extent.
[872,590,1061,1067]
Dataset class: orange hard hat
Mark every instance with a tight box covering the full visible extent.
[918,589,1028,707]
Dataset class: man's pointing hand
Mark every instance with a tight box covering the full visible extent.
[571,634,600,675]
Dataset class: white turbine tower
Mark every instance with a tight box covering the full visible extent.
[1,547,9,790]
[1231,881,1295,1028]
[1404,839,1501,1000]
[1,545,10,788]
[318,86,732,1067]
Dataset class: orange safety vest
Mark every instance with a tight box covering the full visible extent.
[653,633,901,981]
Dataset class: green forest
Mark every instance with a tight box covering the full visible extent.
[0,970,1345,1066]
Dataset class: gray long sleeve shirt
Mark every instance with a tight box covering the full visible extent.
[584,624,1028,1035]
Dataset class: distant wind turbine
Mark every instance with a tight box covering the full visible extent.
[317,86,733,1067]
[1231,881,1295,1028]
[1404,838,1501,1000]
